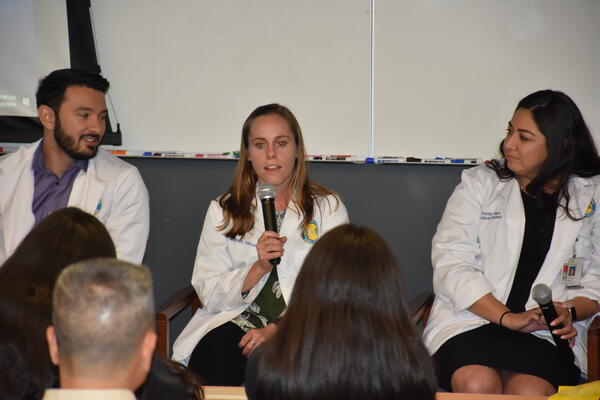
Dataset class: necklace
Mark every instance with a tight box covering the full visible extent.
[516,177,528,192]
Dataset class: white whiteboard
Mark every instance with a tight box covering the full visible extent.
[91,0,371,155]
[90,0,600,158]
[375,0,600,158]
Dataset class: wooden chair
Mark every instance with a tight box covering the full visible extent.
[156,285,201,358]
[156,286,600,378]
[408,292,600,382]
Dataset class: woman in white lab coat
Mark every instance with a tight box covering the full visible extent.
[172,104,349,385]
[424,90,600,395]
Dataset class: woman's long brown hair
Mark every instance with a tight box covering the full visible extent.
[251,224,437,400]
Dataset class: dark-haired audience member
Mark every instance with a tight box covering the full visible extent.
[425,90,600,395]
[0,344,41,400]
[45,259,156,398]
[173,104,348,385]
[0,207,202,400]
[136,355,204,400]
[0,207,116,399]
[0,68,149,264]
[245,224,437,400]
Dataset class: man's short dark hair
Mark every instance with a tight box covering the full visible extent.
[36,68,110,112]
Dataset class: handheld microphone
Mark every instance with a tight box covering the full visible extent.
[257,183,280,266]
[531,284,571,353]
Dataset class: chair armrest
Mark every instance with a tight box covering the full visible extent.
[409,292,434,327]
[586,314,600,382]
[158,286,198,320]
[156,285,198,358]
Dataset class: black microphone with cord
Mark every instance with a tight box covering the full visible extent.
[257,183,280,266]
[531,283,572,355]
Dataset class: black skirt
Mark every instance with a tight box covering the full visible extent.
[433,191,579,391]
[433,323,581,391]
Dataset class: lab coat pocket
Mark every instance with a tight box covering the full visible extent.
[93,197,108,222]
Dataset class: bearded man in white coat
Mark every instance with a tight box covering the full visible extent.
[0,69,149,264]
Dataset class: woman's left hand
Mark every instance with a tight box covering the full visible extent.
[239,323,278,356]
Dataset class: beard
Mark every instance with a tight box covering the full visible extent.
[54,117,101,160]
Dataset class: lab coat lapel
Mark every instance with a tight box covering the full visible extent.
[0,158,36,255]
[502,179,526,297]
[67,157,106,215]
[279,200,302,241]
[0,143,38,256]
[532,177,592,290]
[253,194,265,236]
[277,200,304,300]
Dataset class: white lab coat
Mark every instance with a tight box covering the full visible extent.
[172,193,349,364]
[0,140,150,264]
[423,165,600,374]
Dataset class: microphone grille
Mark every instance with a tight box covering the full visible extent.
[257,183,276,200]
[531,283,552,305]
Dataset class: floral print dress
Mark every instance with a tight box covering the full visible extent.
[231,209,287,331]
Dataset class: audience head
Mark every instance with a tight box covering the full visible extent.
[0,344,40,400]
[253,224,437,400]
[0,207,116,297]
[47,258,156,390]
[0,207,116,396]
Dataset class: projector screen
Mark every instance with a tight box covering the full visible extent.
[0,0,121,145]
[0,0,70,118]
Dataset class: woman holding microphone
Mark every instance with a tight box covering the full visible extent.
[173,103,348,385]
[425,90,600,395]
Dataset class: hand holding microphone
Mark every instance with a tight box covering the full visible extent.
[257,183,286,267]
[532,283,574,353]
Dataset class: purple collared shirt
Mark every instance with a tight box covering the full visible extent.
[32,143,88,226]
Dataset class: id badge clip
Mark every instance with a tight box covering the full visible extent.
[562,257,584,288]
